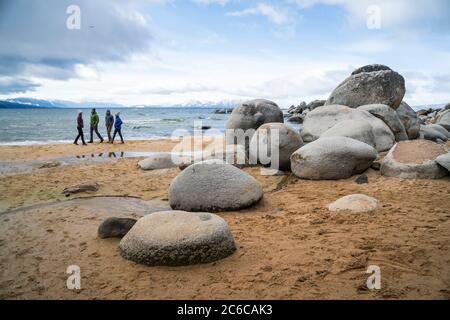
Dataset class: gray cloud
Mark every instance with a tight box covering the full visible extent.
[0,78,41,94]
[0,0,155,80]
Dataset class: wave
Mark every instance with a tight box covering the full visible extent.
[0,139,73,146]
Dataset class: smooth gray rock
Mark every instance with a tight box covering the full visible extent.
[381,140,448,179]
[62,181,99,195]
[424,124,450,138]
[225,99,283,147]
[249,123,303,171]
[307,99,326,110]
[290,136,378,180]
[357,104,408,141]
[98,217,137,239]
[321,119,376,149]
[119,211,236,266]
[437,110,450,131]
[326,65,405,110]
[300,105,395,152]
[436,153,450,172]
[396,101,421,139]
[169,160,263,212]
[328,194,380,213]
[138,153,181,170]
[420,125,448,142]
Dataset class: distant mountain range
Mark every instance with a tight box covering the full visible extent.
[1,97,446,111]
[0,98,239,109]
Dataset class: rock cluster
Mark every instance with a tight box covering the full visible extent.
[285,100,326,123]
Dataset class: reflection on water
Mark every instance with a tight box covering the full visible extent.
[1,151,163,175]
[75,151,160,159]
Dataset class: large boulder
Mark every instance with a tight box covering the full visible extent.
[119,211,236,266]
[321,119,376,148]
[300,105,395,152]
[290,136,378,180]
[381,140,449,179]
[357,104,408,141]
[396,101,420,139]
[436,153,450,172]
[225,99,283,146]
[325,64,405,110]
[169,160,263,212]
[98,217,137,239]
[249,123,303,171]
[436,110,450,131]
[419,125,448,143]
[328,194,380,213]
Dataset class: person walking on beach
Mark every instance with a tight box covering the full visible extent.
[74,112,87,145]
[105,110,114,143]
[89,108,104,143]
[111,112,124,144]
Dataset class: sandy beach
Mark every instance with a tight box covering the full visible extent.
[1,139,449,300]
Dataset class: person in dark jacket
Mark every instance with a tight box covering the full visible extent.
[73,112,87,145]
[89,108,104,143]
[111,112,124,144]
[105,110,114,143]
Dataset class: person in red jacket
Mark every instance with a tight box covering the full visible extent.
[73,111,87,145]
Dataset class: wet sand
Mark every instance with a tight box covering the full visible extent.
[0,140,449,299]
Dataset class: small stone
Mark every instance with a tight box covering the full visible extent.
[37,161,61,169]
[355,174,369,184]
[62,181,99,195]
[328,194,380,213]
[98,217,137,239]
[371,162,381,171]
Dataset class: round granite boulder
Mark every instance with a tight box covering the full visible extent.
[300,105,395,152]
[249,122,303,171]
[225,99,283,147]
[98,217,137,239]
[357,104,408,141]
[381,140,449,179]
[420,125,448,143]
[328,194,380,213]
[169,160,263,212]
[119,211,236,266]
[290,136,378,180]
[138,152,192,170]
[396,101,421,139]
[321,119,376,148]
[325,65,406,110]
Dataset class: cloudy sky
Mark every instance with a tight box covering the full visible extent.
[0,0,450,107]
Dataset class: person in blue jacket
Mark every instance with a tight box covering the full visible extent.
[111,112,124,144]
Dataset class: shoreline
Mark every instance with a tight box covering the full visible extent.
[0,138,219,162]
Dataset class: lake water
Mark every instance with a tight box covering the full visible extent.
[0,107,300,145]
